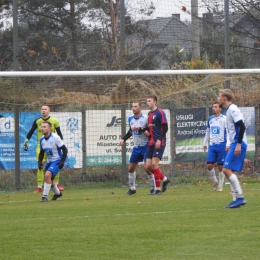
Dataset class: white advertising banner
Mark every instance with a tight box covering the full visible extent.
[86,110,171,166]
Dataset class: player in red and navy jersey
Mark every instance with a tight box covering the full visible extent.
[145,95,170,195]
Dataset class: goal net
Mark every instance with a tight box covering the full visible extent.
[0,70,259,189]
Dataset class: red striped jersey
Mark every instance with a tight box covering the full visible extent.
[147,108,167,146]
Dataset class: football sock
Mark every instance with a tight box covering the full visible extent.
[148,174,155,190]
[208,169,218,183]
[156,168,165,180]
[229,182,237,201]
[153,169,161,189]
[128,172,136,190]
[51,183,61,195]
[218,171,225,188]
[229,174,243,198]
[43,183,51,198]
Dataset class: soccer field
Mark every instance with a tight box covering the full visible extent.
[1,183,260,260]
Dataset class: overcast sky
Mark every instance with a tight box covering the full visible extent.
[127,0,210,22]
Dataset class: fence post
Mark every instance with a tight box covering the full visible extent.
[82,104,87,181]
[169,102,175,178]
[255,101,259,176]
[121,104,127,185]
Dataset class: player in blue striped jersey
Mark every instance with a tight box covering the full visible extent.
[38,122,68,202]
[203,102,230,191]
[119,102,155,195]
[218,89,247,208]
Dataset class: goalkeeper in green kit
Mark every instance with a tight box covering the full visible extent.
[23,105,64,193]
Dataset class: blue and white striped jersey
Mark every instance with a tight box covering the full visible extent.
[128,114,148,147]
[39,133,64,163]
[203,114,228,146]
[226,104,247,147]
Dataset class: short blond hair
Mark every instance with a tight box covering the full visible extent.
[219,89,234,101]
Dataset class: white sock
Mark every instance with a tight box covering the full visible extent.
[208,169,218,183]
[218,171,225,188]
[229,174,243,198]
[43,183,51,198]
[128,172,136,190]
[51,183,61,195]
[148,174,155,189]
[229,182,237,201]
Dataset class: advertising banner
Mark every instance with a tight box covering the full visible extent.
[175,107,255,162]
[86,110,171,166]
[0,112,82,170]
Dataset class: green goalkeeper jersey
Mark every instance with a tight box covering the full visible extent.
[26,116,63,144]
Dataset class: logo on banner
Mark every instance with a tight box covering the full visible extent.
[106,116,121,127]
[66,117,79,133]
[106,116,128,128]
[0,115,15,134]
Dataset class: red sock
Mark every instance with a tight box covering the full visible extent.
[158,168,165,180]
[153,168,161,188]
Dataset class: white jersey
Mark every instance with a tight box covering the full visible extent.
[225,103,247,147]
[128,114,148,147]
[39,133,65,163]
[203,114,229,146]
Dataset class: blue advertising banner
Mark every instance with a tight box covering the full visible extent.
[0,112,40,170]
[0,112,82,170]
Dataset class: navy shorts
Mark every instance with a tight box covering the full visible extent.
[129,146,147,163]
[44,160,61,180]
[206,144,227,165]
[146,145,166,160]
[224,143,247,172]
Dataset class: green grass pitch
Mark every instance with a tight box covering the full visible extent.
[1,183,260,260]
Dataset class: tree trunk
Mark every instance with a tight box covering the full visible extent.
[109,0,120,67]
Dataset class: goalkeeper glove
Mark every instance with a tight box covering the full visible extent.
[58,161,64,169]
[38,161,43,170]
[23,138,29,151]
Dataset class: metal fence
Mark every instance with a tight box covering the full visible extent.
[0,72,259,190]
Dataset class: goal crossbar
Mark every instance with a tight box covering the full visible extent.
[0,69,260,77]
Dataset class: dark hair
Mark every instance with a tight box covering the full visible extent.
[147,95,157,102]
[212,102,222,109]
